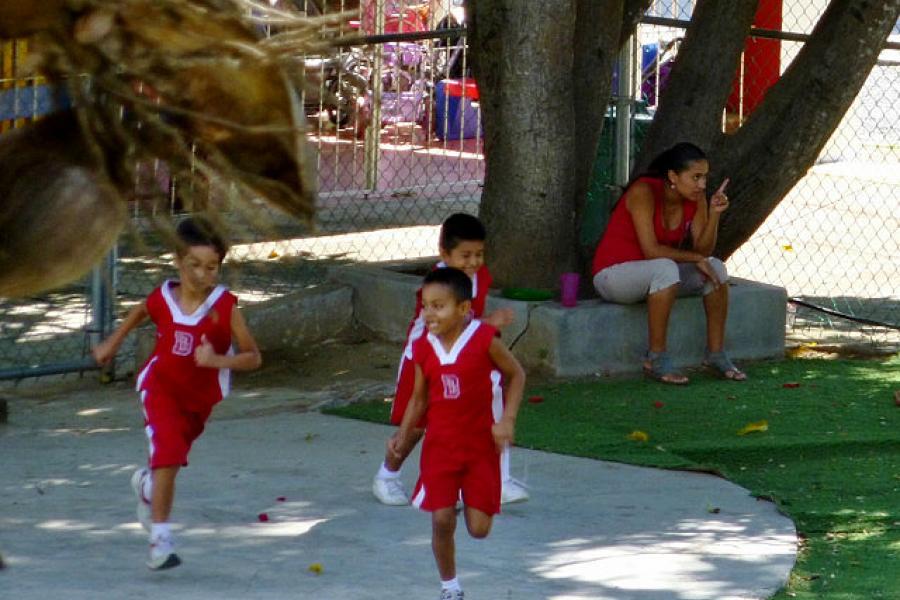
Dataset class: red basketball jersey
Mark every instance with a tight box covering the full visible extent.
[136,280,236,409]
[412,320,499,447]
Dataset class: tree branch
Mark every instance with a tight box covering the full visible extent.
[634,0,758,174]
[714,0,900,258]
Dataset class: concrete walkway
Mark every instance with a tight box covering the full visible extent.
[0,383,797,599]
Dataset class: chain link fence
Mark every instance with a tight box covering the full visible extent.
[0,0,897,380]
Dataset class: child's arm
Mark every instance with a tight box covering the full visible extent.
[389,364,428,458]
[481,307,515,330]
[193,306,262,371]
[488,337,526,453]
[92,302,150,366]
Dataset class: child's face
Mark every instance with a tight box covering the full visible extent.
[174,244,222,295]
[421,283,471,338]
[440,240,485,278]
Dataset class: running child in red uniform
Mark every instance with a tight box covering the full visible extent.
[389,267,525,600]
[93,216,261,570]
[372,213,529,506]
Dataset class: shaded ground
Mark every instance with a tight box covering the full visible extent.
[0,344,798,599]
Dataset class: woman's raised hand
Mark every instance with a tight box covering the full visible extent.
[710,178,730,214]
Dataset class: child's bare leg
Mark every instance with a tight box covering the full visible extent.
[384,427,424,472]
[432,507,458,581]
[463,506,493,539]
[150,466,179,522]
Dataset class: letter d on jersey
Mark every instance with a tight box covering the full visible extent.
[441,374,461,399]
[172,330,194,356]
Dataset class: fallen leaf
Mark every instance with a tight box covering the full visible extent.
[706,503,721,514]
[276,496,287,502]
[257,512,269,522]
[268,250,279,259]
[782,382,801,389]
[308,562,323,574]
[737,420,769,436]
[653,401,664,409]
[527,395,544,404]
[782,244,793,252]
[627,430,649,442]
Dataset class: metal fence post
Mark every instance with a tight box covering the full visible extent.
[615,33,635,187]
[364,0,385,191]
[90,247,117,378]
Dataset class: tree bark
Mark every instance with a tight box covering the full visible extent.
[470,0,623,288]
[713,0,900,258]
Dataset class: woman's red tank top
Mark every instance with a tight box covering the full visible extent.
[591,177,697,275]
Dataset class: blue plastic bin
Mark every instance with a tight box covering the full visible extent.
[434,80,482,140]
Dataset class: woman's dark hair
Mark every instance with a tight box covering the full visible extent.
[645,142,707,179]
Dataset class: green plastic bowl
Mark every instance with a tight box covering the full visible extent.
[501,287,554,301]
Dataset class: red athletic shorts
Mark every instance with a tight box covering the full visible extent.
[140,388,213,469]
[411,436,501,515]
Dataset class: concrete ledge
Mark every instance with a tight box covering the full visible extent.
[328,261,531,344]
[242,282,354,352]
[134,283,354,372]
[331,262,786,377]
[515,278,786,376]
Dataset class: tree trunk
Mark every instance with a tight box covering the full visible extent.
[469,0,623,288]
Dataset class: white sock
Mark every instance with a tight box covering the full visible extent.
[500,446,511,482]
[377,462,400,479]
[150,522,171,542]
[141,471,153,502]
[441,577,461,592]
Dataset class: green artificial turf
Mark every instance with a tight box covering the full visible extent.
[326,356,900,598]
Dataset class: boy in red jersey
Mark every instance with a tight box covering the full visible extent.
[93,216,261,570]
[373,213,529,506]
[390,267,525,600]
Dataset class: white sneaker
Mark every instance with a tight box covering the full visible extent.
[501,478,530,504]
[440,589,465,600]
[131,468,152,532]
[147,535,181,570]
[372,475,409,506]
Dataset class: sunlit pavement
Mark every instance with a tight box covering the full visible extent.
[0,383,796,599]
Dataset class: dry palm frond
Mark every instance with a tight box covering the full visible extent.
[0,0,355,296]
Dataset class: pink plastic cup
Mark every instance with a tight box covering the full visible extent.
[560,272,580,307]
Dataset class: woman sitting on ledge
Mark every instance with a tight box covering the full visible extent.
[591,142,746,384]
